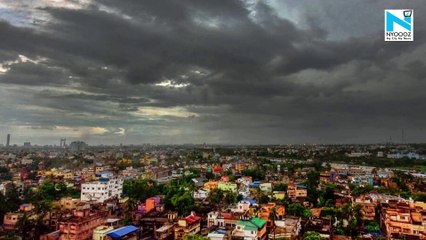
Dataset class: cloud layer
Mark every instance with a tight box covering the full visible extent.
[0,0,425,145]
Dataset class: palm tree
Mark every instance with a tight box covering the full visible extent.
[352,204,364,229]
[15,212,33,240]
[48,201,62,231]
[269,207,278,239]
[33,200,52,239]
[124,197,138,222]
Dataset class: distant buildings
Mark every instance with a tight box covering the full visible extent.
[60,138,67,147]
[387,152,421,159]
[69,141,88,152]
[346,152,371,158]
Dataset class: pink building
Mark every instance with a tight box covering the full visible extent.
[58,209,107,240]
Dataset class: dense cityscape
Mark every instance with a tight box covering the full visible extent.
[1,0,425,239]
[0,134,425,239]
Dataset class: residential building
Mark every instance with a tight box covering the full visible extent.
[81,172,123,203]
[218,182,238,192]
[207,211,240,229]
[93,225,114,240]
[231,217,267,240]
[58,209,108,240]
[268,217,301,240]
[193,189,209,200]
[287,184,307,200]
[354,195,376,221]
[381,200,426,239]
[106,225,140,240]
[258,203,285,224]
[3,212,22,231]
[208,230,227,240]
[174,212,201,240]
[155,224,174,240]
[259,183,272,193]
[272,191,285,200]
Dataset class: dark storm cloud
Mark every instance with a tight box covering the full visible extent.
[0,0,425,144]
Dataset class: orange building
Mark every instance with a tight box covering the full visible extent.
[235,163,247,172]
[204,181,218,190]
[258,203,285,227]
[381,200,426,239]
[212,165,224,174]
[287,184,307,200]
[354,195,376,221]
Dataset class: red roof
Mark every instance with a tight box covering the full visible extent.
[185,215,201,224]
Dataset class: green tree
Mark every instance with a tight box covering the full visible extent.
[15,212,33,240]
[273,183,288,191]
[123,178,159,202]
[303,231,324,240]
[5,184,21,212]
[184,234,209,240]
[269,207,278,239]
[207,189,224,205]
[287,203,306,217]
[223,191,237,205]
[171,192,194,215]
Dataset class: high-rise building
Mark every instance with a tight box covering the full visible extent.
[6,134,10,147]
[60,138,66,147]
[69,141,88,152]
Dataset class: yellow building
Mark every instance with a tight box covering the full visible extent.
[272,191,286,200]
[93,225,113,240]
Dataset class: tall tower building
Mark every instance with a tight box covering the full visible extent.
[6,134,10,147]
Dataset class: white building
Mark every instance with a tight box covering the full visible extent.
[193,189,209,200]
[80,171,123,202]
[207,231,226,240]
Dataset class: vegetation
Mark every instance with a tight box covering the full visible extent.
[303,231,324,240]
[184,234,209,240]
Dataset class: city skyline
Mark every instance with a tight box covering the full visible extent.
[1,0,426,145]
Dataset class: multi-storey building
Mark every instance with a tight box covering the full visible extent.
[155,224,174,240]
[354,195,376,221]
[258,203,285,225]
[3,212,22,231]
[287,184,307,200]
[174,212,201,240]
[268,217,301,240]
[207,211,241,229]
[381,200,426,239]
[231,217,267,240]
[58,209,107,240]
[80,172,123,203]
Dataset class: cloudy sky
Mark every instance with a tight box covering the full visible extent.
[0,0,425,145]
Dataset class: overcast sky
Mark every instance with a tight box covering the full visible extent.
[0,0,425,145]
